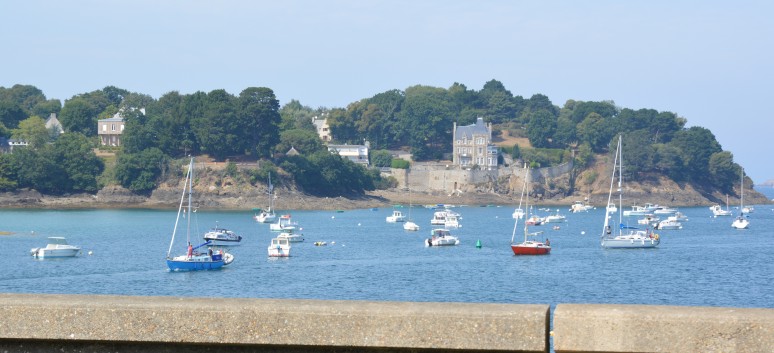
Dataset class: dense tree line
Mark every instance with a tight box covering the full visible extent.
[0,81,745,196]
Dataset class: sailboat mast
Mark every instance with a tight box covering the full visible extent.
[167,157,193,258]
[186,158,194,245]
[523,165,530,243]
[511,163,527,243]
[617,135,623,236]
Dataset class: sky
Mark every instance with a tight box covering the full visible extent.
[2,1,772,183]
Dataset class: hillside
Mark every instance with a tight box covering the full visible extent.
[1,155,769,210]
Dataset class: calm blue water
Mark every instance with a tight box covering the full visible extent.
[1,204,772,308]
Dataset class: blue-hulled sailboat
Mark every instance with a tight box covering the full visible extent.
[166,158,234,271]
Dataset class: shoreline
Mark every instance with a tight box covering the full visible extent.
[1,188,770,211]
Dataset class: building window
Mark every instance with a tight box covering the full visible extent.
[102,125,106,132]
[111,124,116,131]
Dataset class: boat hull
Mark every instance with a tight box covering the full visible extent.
[166,253,229,271]
[31,248,80,258]
[601,237,660,249]
[254,213,277,223]
[511,243,551,255]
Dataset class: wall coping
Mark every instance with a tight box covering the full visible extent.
[0,293,549,352]
[553,303,774,353]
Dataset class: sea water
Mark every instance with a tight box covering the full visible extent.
[0,204,772,308]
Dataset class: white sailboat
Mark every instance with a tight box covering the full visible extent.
[731,168,750,229]
[254,174,277,223]
[403,190,420,231]
[601,135,660,249]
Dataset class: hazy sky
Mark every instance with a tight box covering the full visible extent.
[2,1,772,183]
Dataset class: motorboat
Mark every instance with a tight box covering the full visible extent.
[731,215,749,229]
[270,214,298,231]
[637,215,660,226]
[425,228,459,246]
[601,135,660,249]
[623,204,658,217]
[443,214,461,228]
[30,237,81,258]
[525,215,543,226]
[202,223,242,246]
[385,210,406,223]
[277,230,304,243]
[606,203,617,213]
[430,208,461,225]
[656,216,682,230]
[569,201,593,213]
[543,211,566,223]
[268,237,291,257]
[653,206,678,215]
[512,208,525,219]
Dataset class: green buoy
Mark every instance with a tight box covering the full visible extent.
[476,239,482,248]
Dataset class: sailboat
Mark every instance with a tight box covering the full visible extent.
[403,187,420,231]
[166,158,234,271]
[510,164,551,255]
[731,168,750,229]
[601,135,660,249]
[254,174,277,223]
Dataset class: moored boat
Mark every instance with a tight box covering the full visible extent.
[511,164,551,255]
[203,223,243,246]
[601,135,660,249]
[425,228,460,246]
[166,158,234,271]
[30,237,81,258]
[268,237,291,257]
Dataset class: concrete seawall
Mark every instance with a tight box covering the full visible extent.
[1,294,773,352]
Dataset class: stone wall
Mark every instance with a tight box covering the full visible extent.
[393,161,574,195]
[1,294,772,353]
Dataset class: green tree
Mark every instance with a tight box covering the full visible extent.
[526,110,557,148]
[12,116,49,147]
[670,126,722,183]
[0,100,27,129]
[114,148,167,193]
[59,97,98,135]
[0,153,17,191]
[276,129,324,155]
[577,112,612,152]
[396,85,454,160]
[708,151,738,194]
[191,89,239,160]
[51,133,104,192]
[32,99,62,118]
[652,143,684,180]
[370,149,393,167]
[238,87,281,158]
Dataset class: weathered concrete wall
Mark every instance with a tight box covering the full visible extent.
[553,304,774,353]
[4,294,773,352]
[0,293,549,352]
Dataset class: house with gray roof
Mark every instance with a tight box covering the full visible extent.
[452,117,498,168]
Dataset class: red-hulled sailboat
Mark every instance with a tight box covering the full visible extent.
[510,164,551,255]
